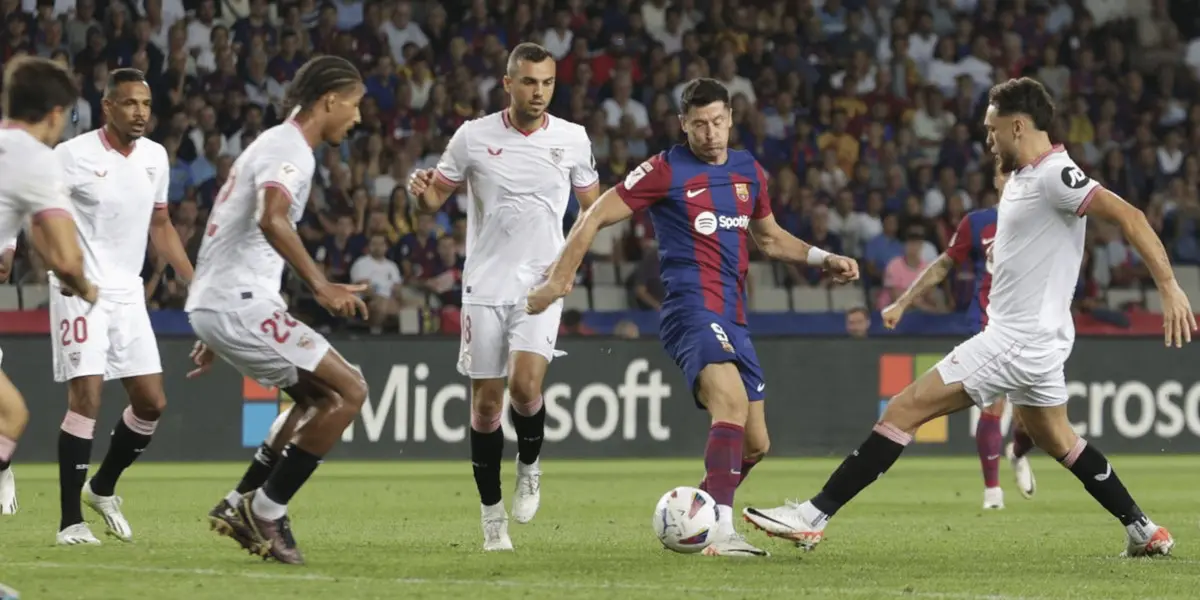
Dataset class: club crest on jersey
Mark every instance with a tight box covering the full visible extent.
[734,183,750,202]
[550,148,564,163]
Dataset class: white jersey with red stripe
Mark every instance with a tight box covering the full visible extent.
[988,145,1099,349]
[186,121,315,313]
[51,129,168,303]
[435,111,598,306]
[0,127,74,255]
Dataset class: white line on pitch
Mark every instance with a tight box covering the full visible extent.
[5,561,1042,600]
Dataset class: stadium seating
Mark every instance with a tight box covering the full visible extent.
[0,0,1196,338]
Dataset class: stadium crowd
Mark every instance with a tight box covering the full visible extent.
[2,0,1199,335]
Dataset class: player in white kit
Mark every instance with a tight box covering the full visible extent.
[186,56,369,565]
[744,78,1194,558]
[35,68,195,547]
[0,56,97,518]
[407,43,600,551]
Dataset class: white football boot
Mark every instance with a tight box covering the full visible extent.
[1121,525,1174,558]
[481,502,513,551]
[1007,442,1037,499]
[82,479,132,542]
[56,522,101,546]
[0,468,16,515]
[512,456,541,524]
[743,501,827,551]
[983,486,1005,510]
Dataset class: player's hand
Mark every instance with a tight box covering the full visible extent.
[1159,280,1197,348]
[315,282,370,319]
[526,278,570,315]
[187,341,215,379]
[881,301,908,330]
[77,281,99,304]
[407,168,435,197]
[823,254,860,284]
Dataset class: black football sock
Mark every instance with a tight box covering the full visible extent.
[0,458,10,472]
[89,408,157,497]
[58,411,96,530]
[1059,439,1148,528]
[260,444,322,507]
[809,423,911,519]
[235,443,280,494]
[509,399,546,466]
[470,425,504,507]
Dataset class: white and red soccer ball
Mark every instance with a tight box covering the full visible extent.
[653,486,718,553]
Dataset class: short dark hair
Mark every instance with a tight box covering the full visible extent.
[283,55,362,113]
[506,42,553,76]
[988,77,1055,131]
[105,67,146,97]
[847,306,870,319]
[2,55,78,123]
[679,78,730,113]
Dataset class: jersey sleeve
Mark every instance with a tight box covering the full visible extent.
[944,215,973,265]
[154,147,170,208]
[615,152,671,212]
[752,161,772,219]
[1044,161,1102,216]
[252,147,314,205]
[435,123,470,187]
[26,149,74,221]
[571,135,600,191]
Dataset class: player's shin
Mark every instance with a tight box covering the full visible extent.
[806,422,912,524]
[1058,438,1157,541]
[1011,417,1035,459]
[58,410,95,529]
[976,411,1002,490]
[701,421,744,529]
[227,406,307,506]
[470,409,504,507]
[509,395,545,465]
[88,406,159,497]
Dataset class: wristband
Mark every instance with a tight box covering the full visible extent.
[806,246,831,267]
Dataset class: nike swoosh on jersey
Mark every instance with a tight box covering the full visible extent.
[686,188,707,198]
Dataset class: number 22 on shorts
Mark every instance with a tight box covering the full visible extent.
[710,322,735,354]
[260,311,298,344]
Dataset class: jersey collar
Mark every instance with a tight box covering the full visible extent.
[501,110,549,137]
[1018,144,1064,173]
[98,127,136,157]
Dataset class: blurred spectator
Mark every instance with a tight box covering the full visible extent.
[560,309,594,336]
[319,214,367,284]
[395,213,440,282]
[350,233,406,334]
[845,306,871,338]
[629,238,663,310]
[613,319,641,339]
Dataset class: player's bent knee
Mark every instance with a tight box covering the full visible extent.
[471,379,506,417]
[66,379,103,417]
[507,376,541,407]
[744,439,769,463]
[0,396,29,435]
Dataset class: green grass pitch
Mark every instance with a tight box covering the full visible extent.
[1,456,1197,599]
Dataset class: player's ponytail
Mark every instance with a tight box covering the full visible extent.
[282,55,362,115]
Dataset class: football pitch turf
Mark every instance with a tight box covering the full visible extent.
[1,456,1197,599]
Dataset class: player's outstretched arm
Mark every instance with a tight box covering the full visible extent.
[881,254,955,328]
[30,212,96,303]
[1081,188,1197,346]
[526,189,633,314]
[257,187,368,319]
[409,168,457,214]
[749,214,860,283]
[883,214,972,327]
[149,206,195,283]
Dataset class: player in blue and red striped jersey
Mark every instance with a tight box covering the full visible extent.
[880,166,1037,510]
[527,78,859,557]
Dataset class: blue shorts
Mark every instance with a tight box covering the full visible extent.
[660,311,766,409]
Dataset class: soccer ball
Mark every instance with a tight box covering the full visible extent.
[652,486,718,553]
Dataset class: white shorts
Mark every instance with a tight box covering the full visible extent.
[189,301,331,389]
[50,285,162,383]
[935,327,1072,408]
[456,301,563,379]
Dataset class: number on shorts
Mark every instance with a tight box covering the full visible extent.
[462,313,472,343]
[710,322,729,343]
[260,311,299,344]
[59,316,88,346]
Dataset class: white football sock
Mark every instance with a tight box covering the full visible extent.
[251,488,287,520]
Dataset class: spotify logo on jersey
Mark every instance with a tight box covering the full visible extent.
[693,211,750,235]
[693,211,718,235]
